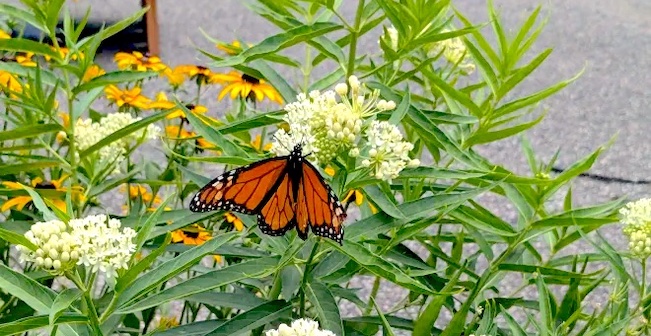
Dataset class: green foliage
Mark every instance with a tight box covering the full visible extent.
[0,0,642,335]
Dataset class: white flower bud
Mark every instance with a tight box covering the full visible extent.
[52,260,62,270]
[362,159,371,167]
[335,83,348,95]
[349,148,360,157]
[408,159,420,167]
[44,258,53,269]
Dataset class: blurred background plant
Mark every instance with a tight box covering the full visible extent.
[0,0,643,335]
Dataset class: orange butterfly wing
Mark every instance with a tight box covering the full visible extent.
[295,162,346,243]
[257,171,296,236]
[189,157,287,215]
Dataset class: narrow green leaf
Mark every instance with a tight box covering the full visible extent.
[0,314,88,335]
[215,110,284,135]
[0,39,60,61]
[134,195,174,251]
[498,48,552,99]
[73,71,157,94]
[19,184,57,221]
[250,60,297,103]
[183,105,250,158]
[498,264,592,278]
[0,124,61,142]
[212,22,342,68]
[45,0,66,36]
[0,62,59,86]
[0,263,56,313]
[536,275,552,333]
[427,73,482,117]
[0,228,37,251]
[328,240,434,295]
[116,231,239,308]
[306,280,344,336]
[0,4,46,33]
[413,268,463,336]
[388,91,410,125]
[117,257,279,313]
[463,37,499,96]
[363,185,404,219]
[465,114,544,146]
[186,292,266,311]
[0,160,61,175]
[49,288,82,325]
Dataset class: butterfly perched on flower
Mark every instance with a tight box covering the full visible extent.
[189,144,346,244]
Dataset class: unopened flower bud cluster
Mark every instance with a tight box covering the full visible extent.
[272,76,419,180]
[427,29,475,74]
[72,112,160,175]
[17,220,79,274]
[18,214,137,282]
[620,198,651,259]
[265,319,335,336]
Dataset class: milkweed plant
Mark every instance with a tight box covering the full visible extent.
[0,0,643,335]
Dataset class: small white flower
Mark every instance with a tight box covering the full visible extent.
[334,83,348,96]
[621,198,651,259]
[363,121,417,181]
[265,319,336,336]
[348,76,360,91]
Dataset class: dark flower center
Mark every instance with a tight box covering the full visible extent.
[184,231,199,238]
[241,73,260,84]
[35,181,57,189]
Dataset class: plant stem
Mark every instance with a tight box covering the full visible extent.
[69,270,102,335]
[364,276,381,315]
[642,260,647,299]
[346,0,366,79]
[299,240,321,317]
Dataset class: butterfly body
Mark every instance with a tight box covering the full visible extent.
[190,144,346,244]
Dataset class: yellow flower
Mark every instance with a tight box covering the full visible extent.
[125,184,162,205]
[15,52,36,67]
[1,176,83,213]
[324,166,336,177]
[171,224,212,245]
[195,137,221,154]
[216,40,244,55]
[45,47,84,62]
[175,65,214,85]
[82,64,105,82]
[105,85,151,109]
[149,92,208,120]
[114,51,167,72]
[162,67,185,88]
[155,316,179,330]
[56,112,70,143]
[165,125,195,139]
[0,30,10,39]
[212,71,283,104]
[250,134,273,152]
[343,189,377,214]
[225,212,244,231]
[0,71,22,93]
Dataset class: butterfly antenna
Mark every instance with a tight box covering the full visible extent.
[272,132,291,153]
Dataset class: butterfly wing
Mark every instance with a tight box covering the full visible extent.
[189,157,288,214]
[295,161,346,244]
[257,171,296,236]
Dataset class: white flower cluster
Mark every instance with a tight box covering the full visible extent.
[18,215,137,282]
[621,198,651,259]
[362,121,420,180]
[73,112,160,174]
[272,76,418,181]
[17,219,79,274]
[265,319,335,336]
[428,30,475,74]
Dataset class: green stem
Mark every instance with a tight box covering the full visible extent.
[299,240,321,317]
[364,276,381,315]
[68,270,102,335]
[642,260,647,300]
[345,0,366,79]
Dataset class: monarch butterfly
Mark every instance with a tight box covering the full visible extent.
[189,144,346,244]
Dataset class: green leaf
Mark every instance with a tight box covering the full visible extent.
[214,110,284,134]
[183,105,250,158]
[0,263,56,313]
[463,37,499,96]
[116,231,239,309]
[250,60,297,103]
[0,124,62,142]
[328,240,434,295]
[0,4,46,33]
[0,314,88,335]
[305,280,344,336]
[498,264,592,278]
[49,288,82,325]
[45,0,66,37]
[0,62,59,86]
[493,70,582,118]
[363,185,404,219]
[115,234,171,294]
[79,110,170,159]
[465,114,545,146]
[0,227,37,251]
[0,39,60,61]
[19,184,57,221]
[536,275,552,334]
[388,91,410,125]
[413,268,463,336]
[0,160,62,175]
[134,195,174,251]
[498,48,552,99]
[211,22,342,68]
[73,71,157,94]
[117,257,279,314]
[204,300,292,335]
[186,292,266,311]
[80,7,148,45]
